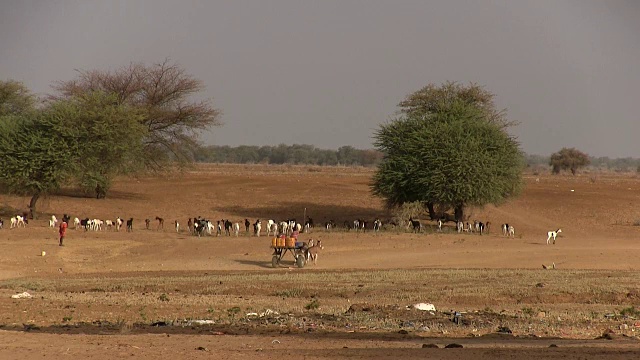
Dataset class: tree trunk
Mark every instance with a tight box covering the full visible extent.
[454,204,464,222]
[426,202,436,220]
[29,192,41,220]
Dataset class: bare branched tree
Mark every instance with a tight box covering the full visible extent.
[52,60,222,168]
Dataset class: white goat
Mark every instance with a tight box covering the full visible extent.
[233,222,240,237]
[508,225,515,237]
[115,217,124,231]
[11,216,26,228]
[175,220,180,233]
[546,229,562,245]
[73,217,81,230]
[266,220,277,236]
[49,215,58,228]
[105,220,115,230]
[437,219,443,232]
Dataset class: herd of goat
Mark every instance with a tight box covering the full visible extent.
[0,213,562,244]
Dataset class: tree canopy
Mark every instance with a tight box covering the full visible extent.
[0,80,36,116]
[52,60,222,168]
[549,147,590,175]
[372,83,523,221]
[0,91,147,217]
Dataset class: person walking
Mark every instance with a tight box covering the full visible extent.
[59,216,68,246]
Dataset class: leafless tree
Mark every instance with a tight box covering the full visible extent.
[52,59,222,168]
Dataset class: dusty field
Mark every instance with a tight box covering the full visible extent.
[1,164,640,359]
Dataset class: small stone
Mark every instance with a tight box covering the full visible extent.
[422,343,439,348]
[445,343,463,348]
[549,344,558,348]
[537,311,546,318]
[398,330,409,335]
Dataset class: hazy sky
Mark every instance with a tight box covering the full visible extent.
[1,0,639,157]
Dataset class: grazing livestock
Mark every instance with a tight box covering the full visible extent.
[175,220,180,233]
[187,218,193,234]
[508,225,515,237]
[304,217,314,233]
[49,215,58,228]
[105,220,115,230]
[224,220,233,236]
[156,217,164,230]
[144,218,151,230]
[116,217,124,231]
[373,218,382,232]
[126,218,134,232]
[324,220,335,231]
[437,219,443,232]
[456,221,464,233]
[0,219,3,229]
[233,222,240,236]
[74,217,81,230]
[408,217,421,233]
[254,219,262,237]
[266,220,277,236]
[79,218,90,231]
[245,219,251,234]
[501,224,510,237]
[546,229,562,245]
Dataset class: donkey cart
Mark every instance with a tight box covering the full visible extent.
[271,244,306,268]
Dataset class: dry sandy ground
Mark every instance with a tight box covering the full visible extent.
[1,164,640,359]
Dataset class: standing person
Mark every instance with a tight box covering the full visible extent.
[59,216,68,246]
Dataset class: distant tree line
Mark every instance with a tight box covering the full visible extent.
[525,153,640,172]
[196,145,640,172]
[194,144,383,166]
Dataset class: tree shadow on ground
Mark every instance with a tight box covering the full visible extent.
[211,202,386,225]
[52,188,148,200]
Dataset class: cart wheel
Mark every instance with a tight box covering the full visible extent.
[272,255,279,268]
[296,255,305,268]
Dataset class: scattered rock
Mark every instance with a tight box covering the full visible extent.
[535,282,546,288]
[620,324,629,330]
[497,326,512,334]
[195,346,209,351]
[536,311,546,318]
[596,329,617,340]
[422,343,439,348]
[549,344,558,348]
[398,329,409,335]
[445,343,463,348]
[150,321,168,327]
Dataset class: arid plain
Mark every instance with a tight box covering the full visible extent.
[1,164,639,359]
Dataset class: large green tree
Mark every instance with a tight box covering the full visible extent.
[372,85,523,222]
[52,60,222,168]
[0,91,146,217]
[549,147,590,175]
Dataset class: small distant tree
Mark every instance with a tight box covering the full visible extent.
[0,80,36,116]
[549,148,590,175]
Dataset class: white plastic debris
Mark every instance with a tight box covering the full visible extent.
[259,309,279,317]
[11,292,32,299]
[412,303,436,311]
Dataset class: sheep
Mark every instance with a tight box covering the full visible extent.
[49,215,58,228]
[546,229,562,245]
[175,220,180,233]
[156,216,164,231]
